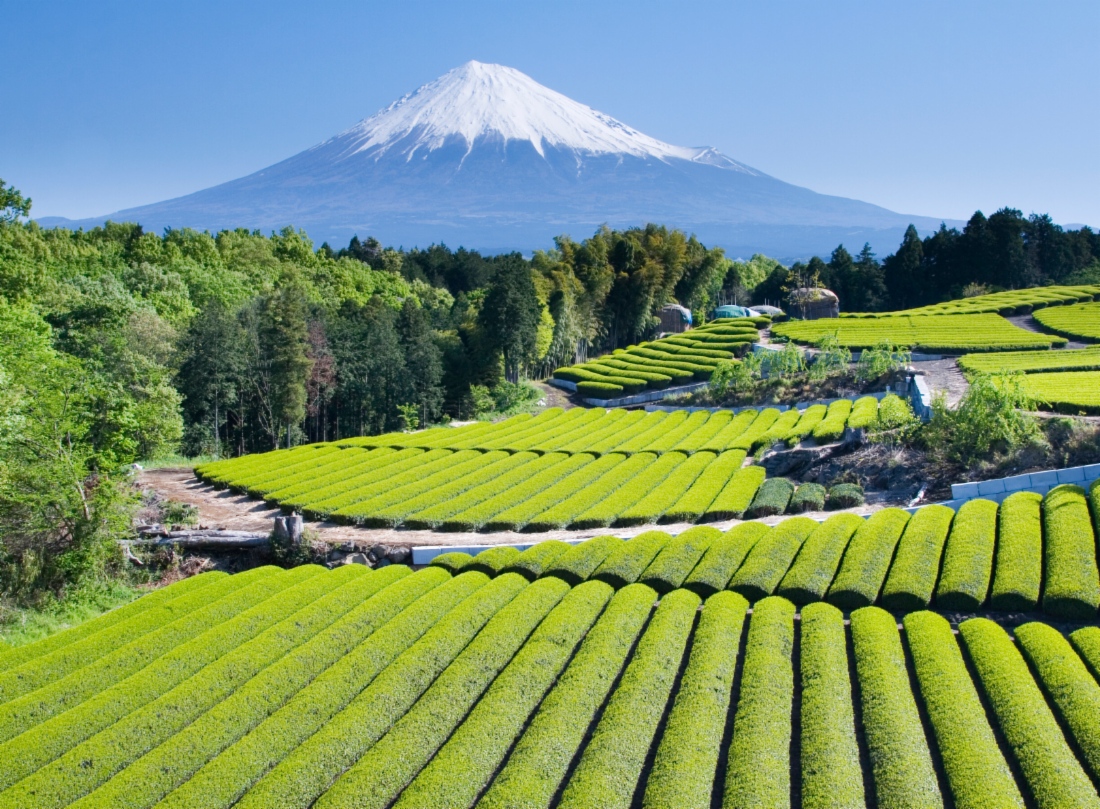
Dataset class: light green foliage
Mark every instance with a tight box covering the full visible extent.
[880,504,954,611]
[643,591,748,809]
[959,346,1100,375]
[543,534,621,585]
[905,611,1024,809]
[783,404,827,446]
[924,373,1039,465]
[1017,370,1100,412]
[1041,484,1100,619]
[559,589,700,809]
[990,491,1043,611]
[465,546,521,576]
[888,284,1100,317]
[851,607,943,809]
[683,522,769,596]
[778,513,863,605]
[828,508,911,609]
[845,395,879,429]
[703,465,766,520]
[812,399,853,442]
[729,517,815,602]
[935,498,997,611]
[1032,300,1100,341]
[799,602,865,809]
[960,618,1100,808]
[663,449,747,523]
[826,482,865,509]
[723,596,795,809]
[591,530,670,589]
[637,526,720,594]
[856,340,911,381]
[429,551,473,574]
[502,540,571,580]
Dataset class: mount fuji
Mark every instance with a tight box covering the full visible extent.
[44,61,951,258]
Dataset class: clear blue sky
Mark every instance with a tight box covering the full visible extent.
[4,0,1097,227]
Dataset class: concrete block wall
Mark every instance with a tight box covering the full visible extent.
[949,463,1100,504]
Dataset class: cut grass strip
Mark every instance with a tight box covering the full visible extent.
[850,606,943,809]
[702,465,766,521]
[156,570,488,809]
[778,513,864,606]
[387,581,614,809]
[905,610,1024,809]
[663,449,748,523]
[643,590,748,809]
[477,584,656,809]
[1041,484,1100,619]
[729,517,816,603]
[558,588,701,809]
[828,508,911,610]
[683,522,769,597]
[638,526,721,594]
[799,602,865,809]
[935,498,997,611]
[960,617,1100,808]
[591,530,671,589]
[990,491,1043,611]
[722,596,796,809]
[880,504,954,612]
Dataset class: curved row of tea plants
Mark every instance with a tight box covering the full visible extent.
[1032,300,1100,342]
[845,284,1100,318]
[6,556,1100,808]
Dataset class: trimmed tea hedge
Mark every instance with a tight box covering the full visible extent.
[682,522,770,597]
[778,513,863,605]
[745,476,795,518]
[729,517,816,603]
[591,530,670,589]
[789,482,826,513]
[1041,484,1100,619]
[637,526,720,594]
[826,482,865,509]
[828,509,911,609]
[880,504,954,612]
[990,491,1043,611]
[702,465,767,521]
[935,498,998,611]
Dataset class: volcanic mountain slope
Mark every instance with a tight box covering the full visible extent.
[46,61,950,257]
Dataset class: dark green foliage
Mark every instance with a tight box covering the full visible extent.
[682,522,769,596]
[745,477,795,518]
[826,483,865,509]
[799,602,866,809]
[591,531,670,589]
[850,607,943,809]
[778,513,863,605]
[577,380,627,397]
[960,618,1100,808]
[643,591,748,809]
[990,491,1043,611]
[723,596,796,809]
[1042,484,1100,619]
[729,517,816,602]
[935,498,997,610]
[880,504,954,612]
[828,509,911,610]
[637,526,720,594]
[543,535,621,586]
[905,611,1024,809]
[789,482,826,513]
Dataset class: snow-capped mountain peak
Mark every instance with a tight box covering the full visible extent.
[332,60,754,171]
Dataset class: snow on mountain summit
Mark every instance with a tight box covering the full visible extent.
[334,61,754,171]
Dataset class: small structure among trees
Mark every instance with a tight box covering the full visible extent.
[788,287,839,320]
[658,303,693,333]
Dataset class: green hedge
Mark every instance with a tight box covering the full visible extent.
[0,566,299,744]
[477,584,656,809]
[701,465,766,521]
[682,522,770,596]
[543,534,622,586]
[722,596,796,809]
[389,581,614,809]
[229,573,526,809]
[789,482,826,512]
[828,508,911,610]
[990,491,1043,611]
[1017,621,1100,784]
[826,483,865,509]
[777,513,863,605]
[879,504,954,612]
[429,551,473,573]
[850,606,943,809]
[558,588,700,809]
[465,546,521,576]
[502,540,571,580]
[960,618,1100,808]
[72,567,444,809]
[313,577,572,809]
[784,404,828,446]
[700,410,758,451]
[524,453,651,531]
[1042,484,1100,619]
[812,399,853,443]
[577,380,626,397]
[642,590,748,809]
[730,408,780,450]
[155,571,488,809]
[752,408,800,451]
[904,611,1024,809]
[489,453,624,531]
[729,517,816,603]
[591,530,670,589]
[745,476,795,518]
[573,452,686,529]
[298,449,453,519]
[846,396,879,429]
[637,526,721,594]
[617,451,714,526]
[643,412,710,453]
[0,571,225,675]
[606,354,694,383]
[663,449,747,523]
[799,602,865,809]
[935,498,997,610]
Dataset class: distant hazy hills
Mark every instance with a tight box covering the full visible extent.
[41,61,958,259]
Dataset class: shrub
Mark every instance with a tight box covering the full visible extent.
[558,589,700,809]
[827,508,911,610]
[935,498,998,611]
[826,482,864,509]
[960,618,1100,808]
[543,535,622,586]
[856,340,911,382]
[799,602,865,809]
[811,399,853,443]
[478,584,655,809]
[642,591,749,809]
[502,540,571,580]
[682,522,770,597]
[730,408,781,450]
[1017,622,1100,784]
[701,410,758,451]
[789,482,826,513]
[850,607,943,809]
[1042,484,1100,619]
[777,513,863,605]
[637,526,721,594]
[784,404,828,446]
[429,552,473,574]
[923,373,1039,466]
[989,491,1042,611]
[904,611,1024,808]
[663,450,747,523]
[879,504,954,612]
[745,477,795,518]
[155,571,491,809]
[729,517,816,603]
[752,408,801,451]
[702,465,766,521]
[722,597,796,809]
[591,530,670,589]
[846,396,879,429]
[576,380,626,398]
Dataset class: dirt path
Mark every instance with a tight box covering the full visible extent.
[139,468,880,550]
[911,358,969,407]
[533,380,580,410]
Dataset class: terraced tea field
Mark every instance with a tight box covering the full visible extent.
[959,346,1100,375]
[1033,300,1100,342]
[552,317,764,397]
[1016,370,1100,413]
[6,493,1100,809]
[773,312,1065,352]
[196,400,882,530]
[844,283,1100,317]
